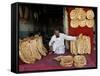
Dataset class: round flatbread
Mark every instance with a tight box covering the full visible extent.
[77,8,86,20]
[74,55,87,68]
[60,55,73,67]
[70,20,79,28]
[86,19,95,28]
[79,19,86,27]
[70,9,78,20]
[87,10,94,19]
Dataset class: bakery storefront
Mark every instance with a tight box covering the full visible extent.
[18,3,97,72]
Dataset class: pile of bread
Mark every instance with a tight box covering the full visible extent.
[19,35,47,64]
[70,8,95,28]
[70,33,91,55]
[54,55,87,68]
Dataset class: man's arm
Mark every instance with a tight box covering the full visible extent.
[49,36,54,47]
[49,36,55,54]
[63,34,77,41]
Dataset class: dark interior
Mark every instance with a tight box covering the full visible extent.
[19,4,64,47]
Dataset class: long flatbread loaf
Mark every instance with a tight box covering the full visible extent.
[83,36,91,54]
[19,6,23,18]
[30,39,42,60]
[70,34,91,55]
[70,40,77,55]
[19,35,48,64]
[19,41,36,64]
[77,34,85,54]
[36,36,47,56]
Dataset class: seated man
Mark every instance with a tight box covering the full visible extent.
[49,29,77,54]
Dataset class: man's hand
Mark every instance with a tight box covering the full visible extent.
[49,46,53,51]
[76,36,79,40]
[49,51,54,54]
[49,46,53,54]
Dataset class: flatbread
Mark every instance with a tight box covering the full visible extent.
[77,35,85,54]
[60,55,73,67]
[79,19,86,27]
[19,41,36,64]
[29,39,42,60]
[74,55,87,68]
[87,10,95,19]
[54,55,73,67]
[19,36,47,64]
[19,6,23,18]
[86,19,95,28]
[77,8,86,20]
[70,9,78,20]
[54,56,63,61]
[70,40,77,55]
[83,36,91,54]
[70,33,91,55]
[70,20,79,28]
[36,36,47,56]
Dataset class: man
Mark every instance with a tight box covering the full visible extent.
[49,29,77,54]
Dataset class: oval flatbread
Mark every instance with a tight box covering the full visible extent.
[70,20,79,28]
[87,10,94,19]
[86,19,95,28]
[70,9,78,20]
[54,55,73,67]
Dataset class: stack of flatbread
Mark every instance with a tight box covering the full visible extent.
[70,34,91,55]
[70,8,86,28]
[70,8,95,28]
[54,55,87,68]
[19,35,47,64]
